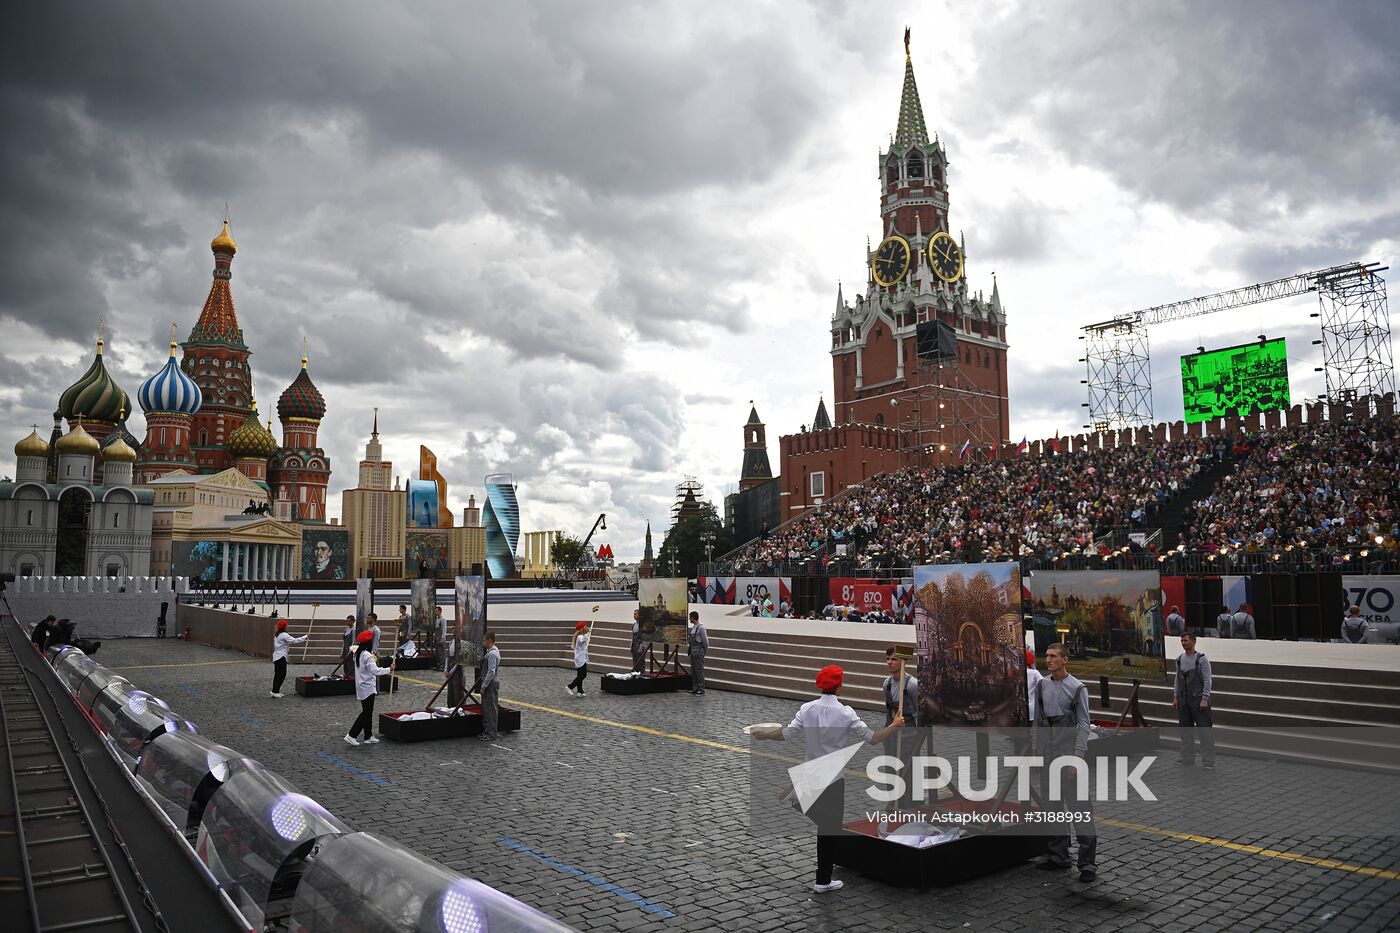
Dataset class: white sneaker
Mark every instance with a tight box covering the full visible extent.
[363,736,380,744]
[812,880,844,893]
[343,734,360,747]
[271,692,283,698]
[566,686,575,696]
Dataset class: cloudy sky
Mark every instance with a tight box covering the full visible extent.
[2,1,1397,560]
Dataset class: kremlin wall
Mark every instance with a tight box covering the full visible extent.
[0,222,511,585]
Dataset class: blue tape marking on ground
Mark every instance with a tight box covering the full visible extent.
[177,682,202,696]
[315,751,390,786]
[497,835,675,918]
[228,709,268,728]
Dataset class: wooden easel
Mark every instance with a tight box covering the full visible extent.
[646,642,685,676]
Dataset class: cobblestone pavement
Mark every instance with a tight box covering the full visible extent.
[98,639,1399,933]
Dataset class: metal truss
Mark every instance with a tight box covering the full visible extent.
[1315,263,1395,411]
[896,357,1004,466]
[1082,261,1392,429]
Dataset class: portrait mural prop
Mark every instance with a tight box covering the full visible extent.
[638,578,687,646]
[454,575,486,671]
[1026,570,1163,660]
[410,577,436,648]
[405,531,449,577]
[302,528,349,581]
[913,562,1028,727]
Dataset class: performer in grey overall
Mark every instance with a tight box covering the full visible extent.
[881,645,922,807]
[1173,632,1215,768]
[479,632,501,741]
[1033,643,1098,883]
[687,611,708,695]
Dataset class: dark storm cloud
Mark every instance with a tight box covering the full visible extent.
[961,1,1400,225]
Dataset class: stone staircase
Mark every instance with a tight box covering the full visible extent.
[487,617,896,711]
[1097,659,1400,772]
[1155,453,1236,549]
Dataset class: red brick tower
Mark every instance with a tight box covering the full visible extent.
[738,403,773,492]
[777,30,1011,521]
[182,220,254,472]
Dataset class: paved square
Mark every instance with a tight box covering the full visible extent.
[99,639,1399,932]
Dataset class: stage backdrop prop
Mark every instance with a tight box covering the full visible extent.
[1028,570,1163,664]
[302,528,349,581]
[405,531,449,577]
[454,575,486,670]
[828,577,915,622]
[696,576,792,609]
[175,540,224,582]
[639,578,687,645]
[1343,575,1399,637]
[913,562,1028,727]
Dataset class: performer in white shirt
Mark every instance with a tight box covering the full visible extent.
[270,619,307,697]
[754,665,904,893]
[566,621,590,697]
[345,630,394,746]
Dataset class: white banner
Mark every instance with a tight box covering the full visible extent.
[1342,575,1400,630]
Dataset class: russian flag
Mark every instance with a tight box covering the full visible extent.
[958,439,972,461]
[1016,436,1028,456]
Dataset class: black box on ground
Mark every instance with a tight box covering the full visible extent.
[600,672,693,695]
[377,705,521,742]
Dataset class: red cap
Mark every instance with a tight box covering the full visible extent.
[276,619,288,632]
[575,621,588,631]
[356,630,374,644]
[1026,648,1036,667]
[815,664,844,693]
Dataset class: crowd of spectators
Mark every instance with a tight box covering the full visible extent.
[733,435,1225,571]
[1178,418,1399,560]
[729,414,1399,573]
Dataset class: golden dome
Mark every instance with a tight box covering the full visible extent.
[211,219,238,256]
[14,427,49,458]
[56,423,101,457]
[102,434,137,463]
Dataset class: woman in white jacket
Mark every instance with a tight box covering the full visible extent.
[345,630,394,746]
[271,619,307,697]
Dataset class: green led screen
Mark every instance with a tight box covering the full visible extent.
[1180,338,1290,423]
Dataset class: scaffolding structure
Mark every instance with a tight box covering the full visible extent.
[1082,261,1393,429]
[894,356,1004,466]
[1316,263,1395,405]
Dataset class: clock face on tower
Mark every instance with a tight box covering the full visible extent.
[871,235,911,287]
[927,231,964,283]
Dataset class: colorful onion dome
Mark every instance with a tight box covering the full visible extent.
[211,219,238,256]
[56,422,101,457]
[14,427,49,458]
[139,326,203,415]
[228,401,279,460]
[58,330,130,424]
[277,350,326,422]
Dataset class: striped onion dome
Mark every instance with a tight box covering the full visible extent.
[227,401,279,460]
[58,335,130,424]
[139,330,203,415]
[277,352,326,422]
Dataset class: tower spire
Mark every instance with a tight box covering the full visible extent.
[894,28,929,148]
